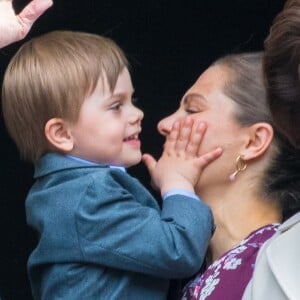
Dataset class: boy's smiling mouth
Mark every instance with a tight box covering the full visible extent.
[124,134,138,141]
[123,133,141,147]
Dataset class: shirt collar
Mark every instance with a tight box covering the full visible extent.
[66,155,126,172]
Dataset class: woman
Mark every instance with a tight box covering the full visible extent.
[157,52,299,299]
[243,0,300,299]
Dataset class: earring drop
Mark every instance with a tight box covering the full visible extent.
[229,155,247,181]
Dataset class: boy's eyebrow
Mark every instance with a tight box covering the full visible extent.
[111,89,135,98]
[182,93,207,105]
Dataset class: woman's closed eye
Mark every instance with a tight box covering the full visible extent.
[185,107,200,114]
[183,94,206,114]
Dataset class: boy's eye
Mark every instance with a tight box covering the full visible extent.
[110,102,122,110]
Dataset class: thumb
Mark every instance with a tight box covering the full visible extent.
[18,0,53,27]
[142,153,157,174]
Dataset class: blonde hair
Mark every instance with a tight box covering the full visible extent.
[2,31,128,163]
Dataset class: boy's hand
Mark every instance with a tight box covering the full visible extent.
[0,0,53,48]
[142,117,222,196]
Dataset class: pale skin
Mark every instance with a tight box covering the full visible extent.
[0,0,53,48]
[158,64,281,262]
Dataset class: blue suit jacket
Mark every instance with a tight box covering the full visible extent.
[26,153,213,299]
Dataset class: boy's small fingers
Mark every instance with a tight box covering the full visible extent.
[186,122,206,156]
[142,153,157,173]
[197,147,223,168]
[175,117,193,153]
[164,121,180,153]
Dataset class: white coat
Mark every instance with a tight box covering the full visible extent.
[243,212,300,300]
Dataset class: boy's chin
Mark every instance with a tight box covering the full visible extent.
[122,155,142,168]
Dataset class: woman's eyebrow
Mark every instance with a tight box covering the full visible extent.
[182,93,207,105]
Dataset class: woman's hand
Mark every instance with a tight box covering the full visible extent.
[143,116,222,196]
[0,0,53,48]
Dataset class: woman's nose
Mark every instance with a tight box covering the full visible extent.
[157,114,176,136]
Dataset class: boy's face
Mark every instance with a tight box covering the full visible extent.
[68,68,144,167]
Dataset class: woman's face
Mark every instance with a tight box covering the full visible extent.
[158,65,249,197]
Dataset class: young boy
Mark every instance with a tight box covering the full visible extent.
[2,31,221,299]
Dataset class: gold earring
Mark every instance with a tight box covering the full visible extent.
[229,155,247,181]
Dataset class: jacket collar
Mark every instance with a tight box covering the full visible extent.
[279,212,300,233]
[34,153,106,179]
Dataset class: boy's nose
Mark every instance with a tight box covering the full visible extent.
[130,106,144,124]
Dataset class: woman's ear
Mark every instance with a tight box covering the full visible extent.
[241,123,274,160]
[44,118,74,153]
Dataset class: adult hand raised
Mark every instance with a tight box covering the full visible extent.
[0,0,53,48]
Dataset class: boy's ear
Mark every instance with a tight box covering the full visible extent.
[241,123,274,161]
[44,118,74,152]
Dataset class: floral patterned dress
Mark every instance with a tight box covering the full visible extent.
[182,224,279,300]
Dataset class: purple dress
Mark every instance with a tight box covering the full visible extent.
[182,224,279,300]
